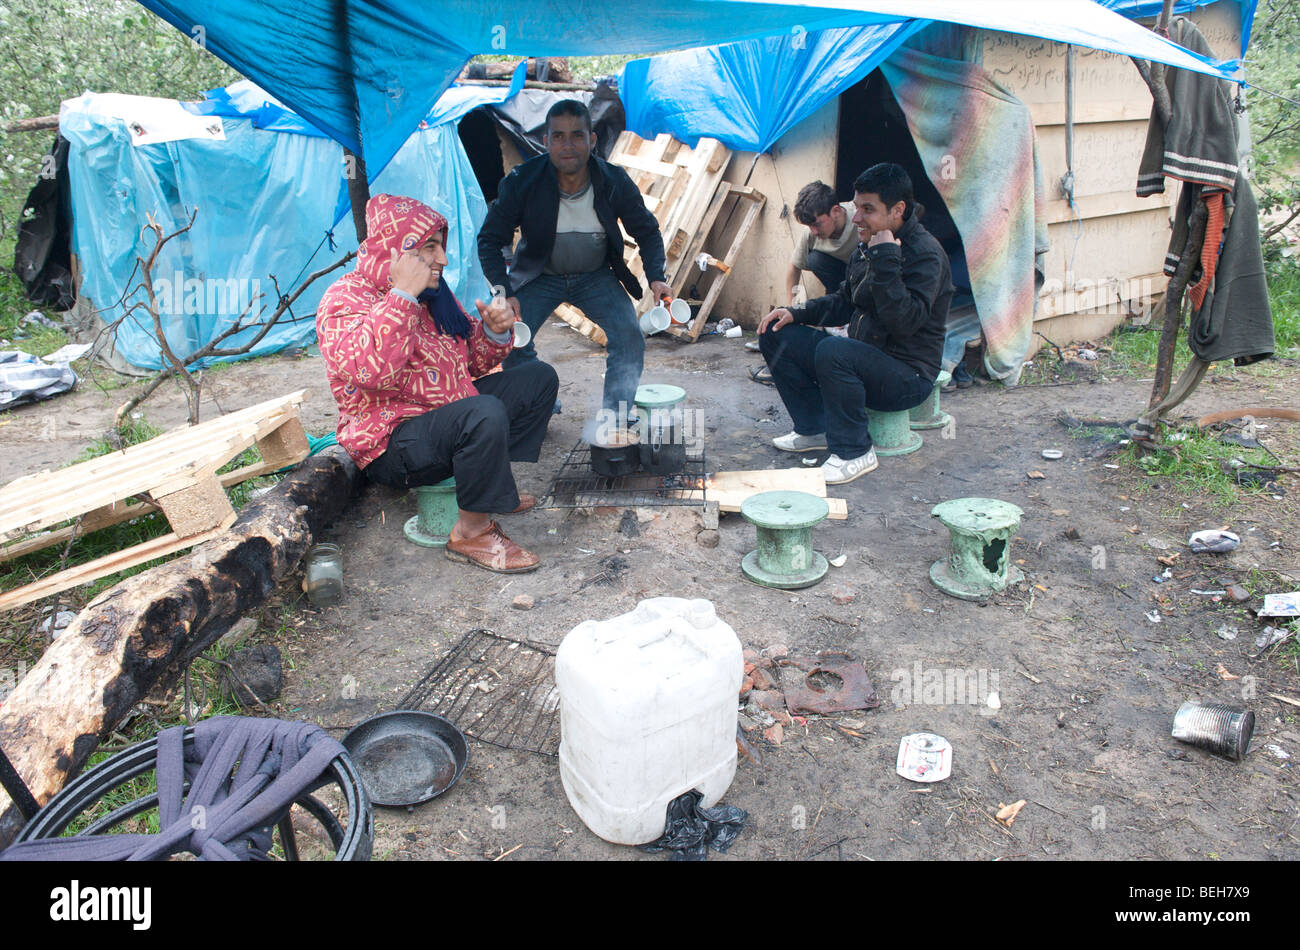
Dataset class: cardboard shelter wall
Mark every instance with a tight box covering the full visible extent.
[707,2,1244,356]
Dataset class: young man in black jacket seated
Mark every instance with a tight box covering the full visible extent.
[757,163,954,484]
[477,99,671,427]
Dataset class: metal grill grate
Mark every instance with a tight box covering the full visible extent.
[539,439,708,509]
[396,629,561,757]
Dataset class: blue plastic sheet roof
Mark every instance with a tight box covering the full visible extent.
[137,0,1244,177]
[619,0,1245,154]
[1098,0,1256,56]
[621,22,927,153]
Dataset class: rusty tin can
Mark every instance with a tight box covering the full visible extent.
[1171,702,1254,761]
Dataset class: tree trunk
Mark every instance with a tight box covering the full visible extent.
[1149,198,1208,408]
[0,447,361,848]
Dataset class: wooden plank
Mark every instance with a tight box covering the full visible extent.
[155,473,236,540]
[1044,189,1171,224]
[667,181,731,304]
[0,501,155,563]
[1028,98,1151,127]
[1036,271,1166,319]
[0,523,232,612]
[659,139,731,283]
[677,187,766,341]
[254,415,310,470]
[613,151,679,179]
[652,167,692,234]
[673,468,848,520]
[710,468,826,501]
[552,304,608,347]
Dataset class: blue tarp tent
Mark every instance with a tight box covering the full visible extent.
[135,0,1241,190]
[62,72,522,371]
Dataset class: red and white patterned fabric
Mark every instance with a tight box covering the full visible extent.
[317,194,510,468]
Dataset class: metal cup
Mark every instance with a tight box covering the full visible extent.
[1171,701,1254,760]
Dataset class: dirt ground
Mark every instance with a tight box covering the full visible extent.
[2,323,1299,862]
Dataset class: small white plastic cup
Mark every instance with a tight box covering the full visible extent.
[724,325,742,338]
[511,321,532,348]
[640,305,671,335]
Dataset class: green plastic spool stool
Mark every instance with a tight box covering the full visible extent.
[633,383,687,411]
[404,477,458,548]
[910,370,952,430]
[866,406,922,456]
[929,497,1024,600]
[740,490,829,589]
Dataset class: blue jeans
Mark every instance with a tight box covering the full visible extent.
[804,249,847,296]
[504,268,643,417]
[759,324,933,458]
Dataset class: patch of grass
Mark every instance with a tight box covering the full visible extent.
[1098,255,1300,378]
[1120,425,1282,506]
[0,269,70,360]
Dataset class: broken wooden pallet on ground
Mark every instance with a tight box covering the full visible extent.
[553,131,764,345]
[0,390,311,611]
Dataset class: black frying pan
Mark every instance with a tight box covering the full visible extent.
[341,711,468,808]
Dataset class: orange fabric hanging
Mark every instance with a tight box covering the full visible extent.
[1187,190,1225,311]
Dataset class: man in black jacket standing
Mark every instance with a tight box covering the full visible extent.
[478,99,670,426]
[757,163,953,484]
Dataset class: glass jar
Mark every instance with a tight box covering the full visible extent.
[303,543,344,607]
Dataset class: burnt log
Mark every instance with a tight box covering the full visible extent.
[0,446,361,848]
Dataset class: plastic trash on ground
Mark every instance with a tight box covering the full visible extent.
[1188,529,1240,553]
[639,789,747,861]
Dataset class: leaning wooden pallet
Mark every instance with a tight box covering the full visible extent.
[666,185,767,342]
[0,390,311,611]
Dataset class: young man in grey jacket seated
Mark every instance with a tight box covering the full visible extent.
[756,163,954,484]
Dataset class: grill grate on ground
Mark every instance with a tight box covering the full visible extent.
[396,629,561,757]
[539,439,708,509]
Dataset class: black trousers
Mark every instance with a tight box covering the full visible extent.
[805,249,847,296]
[760,324,932,458]
[365,360,559,513]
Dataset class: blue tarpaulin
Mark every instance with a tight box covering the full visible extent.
[621,22,927,153]
[135,0,1243,183]
[1098,0,1256,56]
[62,78,518,370]
[620,0,1245,154]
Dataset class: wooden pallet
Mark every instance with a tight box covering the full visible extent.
[0,390,311,611]
[666,185,767,342]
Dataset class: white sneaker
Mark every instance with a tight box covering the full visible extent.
[772,431,828,452]
[821,449,878,484]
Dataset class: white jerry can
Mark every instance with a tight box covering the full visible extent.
[555,597,743,845]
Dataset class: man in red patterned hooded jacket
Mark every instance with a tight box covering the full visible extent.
[317,194,558,573]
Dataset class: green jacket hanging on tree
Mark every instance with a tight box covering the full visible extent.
[1136,16,1273,366]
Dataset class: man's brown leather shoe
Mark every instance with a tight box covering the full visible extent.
[508,494,537,514]
[445,521,540,573]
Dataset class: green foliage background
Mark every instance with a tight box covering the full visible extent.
[0,0,239,256]
[1248,0,1300,263]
